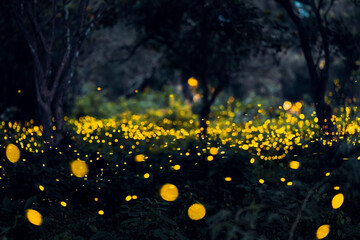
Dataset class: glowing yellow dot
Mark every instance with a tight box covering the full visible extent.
[224,177,232,181]
[144,173,150,178]
[70,160,89,178]
[289,161,300,169]
[333,186,340,190]
[6,143,20,163]
[38,185,44,191]
[242,144,249,150]
[97,87,101,91]
[60,201,67,207]
[125,195,132,201]
[26,209,42,226]
[259,179,265,184]
[160,183,179,202]
[173,165,181,170]
[188,203,206,220]
[283,101,292,111]
[280,178,285,182]
[331,193,344,209]
[134,154,145,162]
[287,182,293,186]
[132,195,138,200]
[188,77,198,87]
[250,158,255,164]
[316,224,330,239]
[98,210,104,215]
[94,197,99,201]
[325,172,330,176]
[207,156,214,161]
[209,147,218,155]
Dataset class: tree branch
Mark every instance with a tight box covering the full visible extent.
[288,177,328,240]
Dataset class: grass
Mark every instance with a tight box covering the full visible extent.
[1,98,360,239]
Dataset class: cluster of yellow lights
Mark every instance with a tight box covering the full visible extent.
[1,98,358,231]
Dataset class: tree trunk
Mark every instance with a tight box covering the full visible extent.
[199,103,211,139]
[39,102,55,146]
[181,69,194,104]
[37,84,65,146]
[54,98,65,146]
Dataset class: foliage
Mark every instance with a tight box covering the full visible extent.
[1,96,360,239]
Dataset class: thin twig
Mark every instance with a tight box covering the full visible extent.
[288,177,327,240]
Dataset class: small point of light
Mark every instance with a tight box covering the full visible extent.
[98,210,104,215]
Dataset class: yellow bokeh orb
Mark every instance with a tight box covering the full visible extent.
[98,210,104,215]
[316,224,330,239]
[6,143,20,163]
[173,164,181,170]
[134,154,145,162]
[70,159,89,178]
[60,201,67,207]
[188,203,206,220]
[289,161,300,169]
[160,183,179,202]
[26,209,42,226]
[209,147,218,155]
[188,77,198,87]
[283,101,292,111]
[331,193,344,209]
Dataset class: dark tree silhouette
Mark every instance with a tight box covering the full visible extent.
[10,0,105,145]
[116,0,262,137]
[274,0,335,133]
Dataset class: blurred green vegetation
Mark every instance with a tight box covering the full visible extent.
[1,92,360,239]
